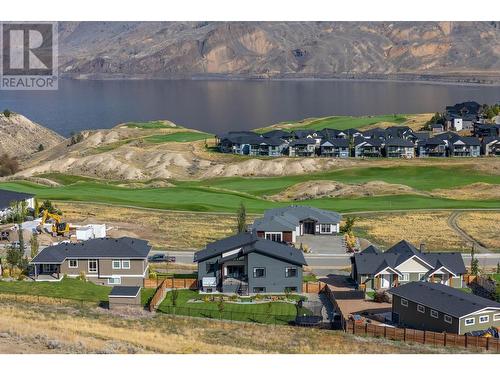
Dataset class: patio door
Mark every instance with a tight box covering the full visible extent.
[42,264,57,273]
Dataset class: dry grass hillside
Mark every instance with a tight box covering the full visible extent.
[0,295,466,354]
[0,113,64,159]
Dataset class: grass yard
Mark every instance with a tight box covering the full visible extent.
[0,278,154,306]
[143,131,211,143]
[157,290,308,324]
[0,278,110,302]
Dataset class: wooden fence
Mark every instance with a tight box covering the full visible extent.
[302,281,326,293]
[346,321,500,352]
[145,279,324,292]
[145,277,197,289]
[148,278,168,312]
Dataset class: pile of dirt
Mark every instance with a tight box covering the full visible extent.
[431,182,500,200]
[267,180,421,201]
[0,113,64,159]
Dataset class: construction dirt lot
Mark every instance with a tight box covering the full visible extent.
[56,202,500,253]
[56,202,258,250]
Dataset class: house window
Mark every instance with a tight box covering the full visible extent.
[68,260,78,269]
[285,267,297,278]
[121,260,130,269]
[320,224,331,233]
[285,287,298,293]
[494,314,500,322]
[444,315,452,324]
[108,277,121,285]
[88,259,98,273]
[112,260,121,269]
[418,273,426,281]
[265,233,282,242]
[401,298,408,307]
[479,315,489,324]
[400,273,409,282]
[253,267,266,278]
[417,304,425,313]
[430,310,438,319]
[253,287,266,293]
[464,317,475,326]
[206,262,216,273]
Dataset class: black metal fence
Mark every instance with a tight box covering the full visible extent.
[156,305,301,325]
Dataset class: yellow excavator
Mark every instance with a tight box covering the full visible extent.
[39,210,70,237]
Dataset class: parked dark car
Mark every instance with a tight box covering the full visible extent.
[148,253,176,263]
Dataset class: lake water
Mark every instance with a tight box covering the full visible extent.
[1,79,499,137]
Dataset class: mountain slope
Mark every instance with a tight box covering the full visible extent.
[0,113,64,159]
[58,21,500,82]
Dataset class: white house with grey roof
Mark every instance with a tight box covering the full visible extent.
[0,188,35,220]
[30,237,151,286]
[251,206,341,244]
[351,240,466,291]
[194,232,307,295]
[389,282,500,335]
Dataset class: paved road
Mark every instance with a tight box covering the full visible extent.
[155,250,500,274]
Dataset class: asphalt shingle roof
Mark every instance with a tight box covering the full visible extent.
[0,189,34,210]
[353,240,465,276]
[194,232,307,266]
[252,206,341,232]
[31,237,151,264]
[384,137,415,147]
[388,281,500,318]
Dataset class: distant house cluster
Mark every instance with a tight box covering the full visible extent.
[216,101,500,158]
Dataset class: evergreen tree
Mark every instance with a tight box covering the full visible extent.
[236,202,247,233]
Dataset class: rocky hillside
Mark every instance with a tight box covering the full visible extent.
[0,113,64,159]
[58,21,500,82]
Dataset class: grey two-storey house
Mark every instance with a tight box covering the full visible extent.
[194,232,307,295]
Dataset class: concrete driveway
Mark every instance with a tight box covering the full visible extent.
[296,234,346,255]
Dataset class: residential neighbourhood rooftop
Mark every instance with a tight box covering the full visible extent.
[31,237,151,264]
[193,232,307,266]
[389,281,500,318]
[353,240,466,277]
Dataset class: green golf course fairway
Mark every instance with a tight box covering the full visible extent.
[1,164,499,213]
[256,114,408,132]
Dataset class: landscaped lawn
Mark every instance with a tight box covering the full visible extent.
[143,131,212,143]
[0,278,157,307]
[141,288,156,306]
[0,278,111,302]
[157,290,308,324]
